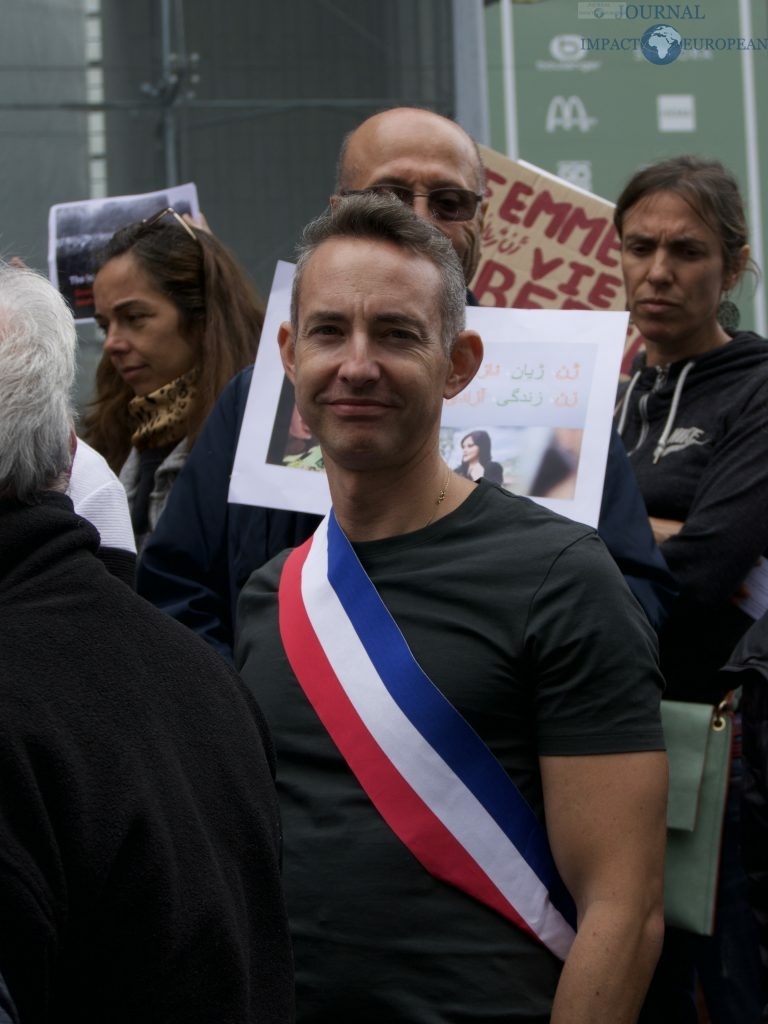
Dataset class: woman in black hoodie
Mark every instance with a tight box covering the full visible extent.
[614,156,768,1024]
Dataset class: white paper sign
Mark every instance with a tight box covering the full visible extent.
[48,183,200,322]
[229,261,628,529]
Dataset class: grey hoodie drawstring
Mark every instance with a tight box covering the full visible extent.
[652,360,695,463]
[616,370,642,436]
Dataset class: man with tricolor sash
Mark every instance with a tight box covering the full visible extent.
[235,192,668,1023]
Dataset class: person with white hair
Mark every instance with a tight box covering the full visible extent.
[0,266,77,502]
[0,265,294,1023]
[6,253,136,585]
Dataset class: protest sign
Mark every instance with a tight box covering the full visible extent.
[229,261,628,529]
[471,146,643,374]
[48,183,199,322]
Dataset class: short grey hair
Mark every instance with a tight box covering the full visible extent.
[0,265,76,501]
[290,192,466,354]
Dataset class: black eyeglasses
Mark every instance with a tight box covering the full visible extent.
[339,185,483,222]
[141,206,197,241]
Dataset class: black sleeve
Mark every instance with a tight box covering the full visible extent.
[659,379,768,608]
[598,427,678,631]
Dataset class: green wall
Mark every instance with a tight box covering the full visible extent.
[483,0,767,332]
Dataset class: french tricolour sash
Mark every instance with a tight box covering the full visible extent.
[278,510,577,960]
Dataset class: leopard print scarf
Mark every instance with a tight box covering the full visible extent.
[128,368,199,451]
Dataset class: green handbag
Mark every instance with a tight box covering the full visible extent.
[661,697,733,936]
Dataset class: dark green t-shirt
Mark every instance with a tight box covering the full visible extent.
[236,481,664,1023]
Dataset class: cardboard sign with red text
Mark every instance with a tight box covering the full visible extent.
[471,147,643,375]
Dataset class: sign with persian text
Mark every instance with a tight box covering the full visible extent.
[229,261,628,529]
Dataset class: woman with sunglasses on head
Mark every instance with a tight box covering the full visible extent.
[613,156,768,1024]
[82,209,264,550]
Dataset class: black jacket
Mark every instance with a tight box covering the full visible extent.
[722,614,768,1015]
[616,332,768,701]
[0,493,294,1023]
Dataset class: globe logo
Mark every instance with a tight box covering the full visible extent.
[641,24,682,65]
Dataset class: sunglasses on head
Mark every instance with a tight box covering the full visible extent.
[140,207,198,241]
[339,185,483,222]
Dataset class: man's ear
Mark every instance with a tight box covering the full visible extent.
[444,330,484,399]
[329,194,341,209]
[278,321,297,383]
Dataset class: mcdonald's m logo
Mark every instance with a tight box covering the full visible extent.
[545,96,598,132]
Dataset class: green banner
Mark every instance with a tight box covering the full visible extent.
[483,0,767,333]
